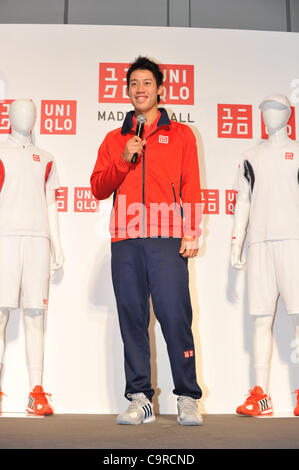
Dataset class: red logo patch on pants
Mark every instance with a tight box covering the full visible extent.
[184,350,194,358]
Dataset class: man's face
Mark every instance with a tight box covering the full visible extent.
[127,69,162,116]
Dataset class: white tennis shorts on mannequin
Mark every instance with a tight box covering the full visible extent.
[0,236,50,310]
[248,239,299,316]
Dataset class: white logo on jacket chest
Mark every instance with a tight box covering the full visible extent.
[159,135,169,144]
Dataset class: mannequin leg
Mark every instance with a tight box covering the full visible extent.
[291,314,299,364]
[253,315,274,393]
[290,314,299,415]
[0,308,10,389]
[23,308,44,390]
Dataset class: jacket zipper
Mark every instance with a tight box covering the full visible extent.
[140,126,169,238]
[142,147,146,237]
[172,182,184,219]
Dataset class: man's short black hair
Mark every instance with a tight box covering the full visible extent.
[126,56,163,103]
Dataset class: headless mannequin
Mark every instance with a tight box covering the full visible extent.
[0,99,64,392]
[231,97,299,393]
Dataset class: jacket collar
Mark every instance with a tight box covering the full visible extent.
[121,107,171,135]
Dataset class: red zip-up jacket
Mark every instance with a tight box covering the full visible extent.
[90,108,202,242]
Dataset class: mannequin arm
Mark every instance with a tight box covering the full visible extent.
[230,191,250,270]
[46,190,64,270]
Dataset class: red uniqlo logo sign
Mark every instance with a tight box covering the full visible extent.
[225,190,238,214]
[285,152,294,160]
[261,107,296,140]
[40,100,77,135]
[200,189,219,214]
[55,187,68,212]
[99,63,194,105]
[0,100,14,134]
[218,104,252,139]
[33,154,40,162]
[74,187,99,212]
[184,350,194,359]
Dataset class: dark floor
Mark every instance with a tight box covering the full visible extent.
[0,414,298,450]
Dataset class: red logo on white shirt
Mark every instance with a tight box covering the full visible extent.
[33,154,40,162]
[159,135,169,144]
[285,152,294,160]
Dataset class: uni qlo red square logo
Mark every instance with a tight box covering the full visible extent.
[0,100,14,134]
[99,63,194,105]
[55,187,68,212]
[40,100,77,135]
[218,104,252,139]
[99,63,129,103]
[32,154,40,162]
[261,106,296,140]
[285,152,294,160]
[225,190,238,214]
[200,189,220,214]
[74,187,99,213]
[160,64,194,105]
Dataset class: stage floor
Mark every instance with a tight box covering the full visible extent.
[0,413,298,449]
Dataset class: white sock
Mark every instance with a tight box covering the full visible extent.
[29,367,43,390]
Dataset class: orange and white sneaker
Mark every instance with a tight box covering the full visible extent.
[236,386,273,417]
[293,390,299,416]
[26,385,53,416]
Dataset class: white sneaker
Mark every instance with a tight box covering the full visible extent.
[117,393,155,425]
[177,396,203,426]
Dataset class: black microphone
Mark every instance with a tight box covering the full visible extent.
[132,114,146,163]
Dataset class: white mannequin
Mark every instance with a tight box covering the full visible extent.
[0,99,64,393]
[231,94,299,394]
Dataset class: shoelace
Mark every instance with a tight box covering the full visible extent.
[32,390,52,403]
[243,389,263,405]
[126,394,148,411]
[178,396,198,411]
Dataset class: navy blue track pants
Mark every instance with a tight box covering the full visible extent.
[111,237,202,401]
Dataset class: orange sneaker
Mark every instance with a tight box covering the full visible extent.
[236,386,273,416]
[0,389,5,415]
[26,385,53,416]
[293,390,299,416]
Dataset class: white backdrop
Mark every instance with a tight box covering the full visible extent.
[0,24,298,414]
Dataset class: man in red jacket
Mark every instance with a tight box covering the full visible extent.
[91,57,203,425]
